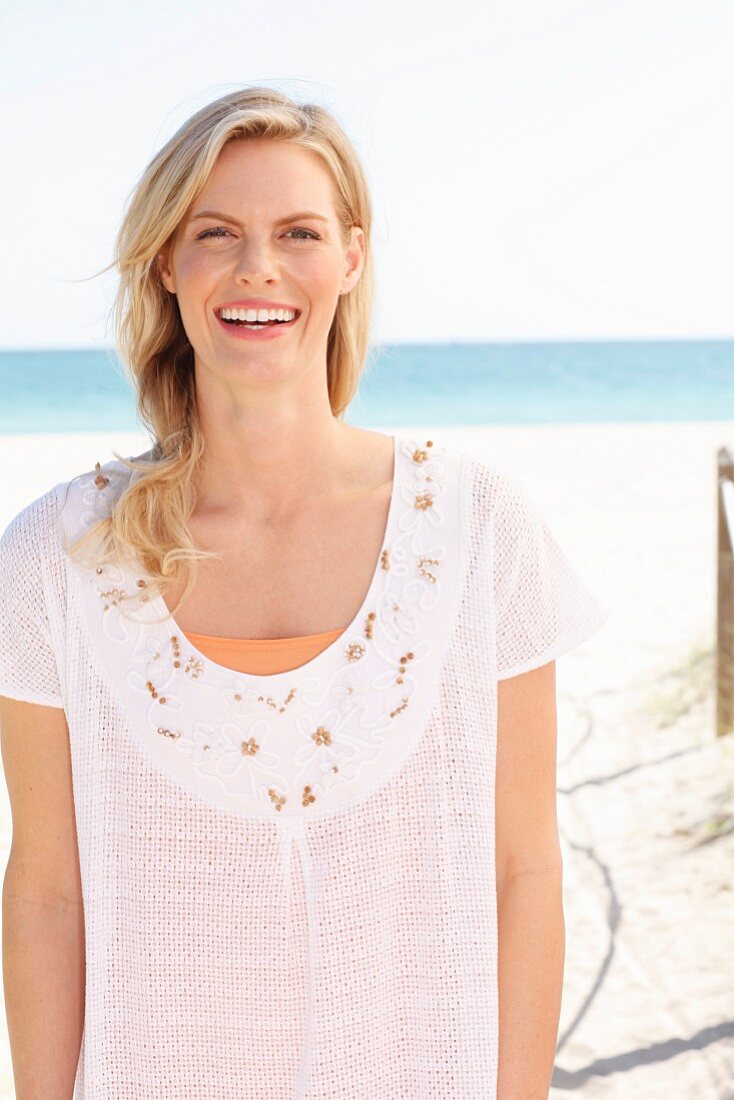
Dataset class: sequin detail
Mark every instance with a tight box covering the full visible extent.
[77,436,462,819]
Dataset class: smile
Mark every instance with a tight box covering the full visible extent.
[214,308,301,341]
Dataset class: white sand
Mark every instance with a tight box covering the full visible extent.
[1,422,733,1098]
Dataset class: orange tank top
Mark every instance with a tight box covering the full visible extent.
[181,625,347,675]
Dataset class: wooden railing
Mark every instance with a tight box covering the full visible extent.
[717,446,734,736]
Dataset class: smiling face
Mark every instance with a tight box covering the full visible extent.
[156,138,365,384]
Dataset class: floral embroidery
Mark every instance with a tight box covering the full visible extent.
[93,461,110,490]
[417,556,440,583]
[73,436,461,819]
[183,655,204,679]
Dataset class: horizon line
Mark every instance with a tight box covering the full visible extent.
[1,334,733,353]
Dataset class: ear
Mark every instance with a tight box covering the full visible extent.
[339,225,365,295]
[157,247,176,295]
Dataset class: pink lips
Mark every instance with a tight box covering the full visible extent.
[215,299,300,312]
[215,309,300,342]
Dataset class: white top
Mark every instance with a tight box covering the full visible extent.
[0,433,609,1099]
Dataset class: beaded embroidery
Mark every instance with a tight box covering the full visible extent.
[70,435,465,820]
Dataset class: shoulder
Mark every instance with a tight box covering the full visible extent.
[450,446,537,532]
[402,435,512,490]
[1,452,140,563]
[0,482,70,619]
[0,481,66,561]
[55,454,142,547]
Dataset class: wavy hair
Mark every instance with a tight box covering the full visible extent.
[61,86,376,623]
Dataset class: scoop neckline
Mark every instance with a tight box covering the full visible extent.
[144,432,401,686]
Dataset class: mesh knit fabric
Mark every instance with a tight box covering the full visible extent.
[0,434,609,1099]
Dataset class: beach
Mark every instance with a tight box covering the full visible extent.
[1,421,733,1098]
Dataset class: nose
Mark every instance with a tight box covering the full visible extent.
[232,237,278,283]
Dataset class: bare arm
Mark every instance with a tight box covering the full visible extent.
[0,696,85,1100]
[495,660,565,1100]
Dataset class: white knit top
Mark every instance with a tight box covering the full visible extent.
[0,433,609,1099]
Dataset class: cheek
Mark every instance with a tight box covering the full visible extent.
[172,254,220,337]
[293,254,343,300]
[176,249,220,284]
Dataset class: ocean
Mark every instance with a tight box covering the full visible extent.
[0,339,732,434]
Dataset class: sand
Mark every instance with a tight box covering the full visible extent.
[1,421,733,1098]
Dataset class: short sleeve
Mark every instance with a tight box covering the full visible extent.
[0,487,66,709]
[489,468,610,680]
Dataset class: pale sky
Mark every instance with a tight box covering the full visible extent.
[1,0,732,348]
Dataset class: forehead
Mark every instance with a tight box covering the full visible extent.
[191,140,336,214]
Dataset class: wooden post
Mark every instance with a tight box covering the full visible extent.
[716,446,734,736]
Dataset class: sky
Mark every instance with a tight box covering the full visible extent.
[1,0,732,348]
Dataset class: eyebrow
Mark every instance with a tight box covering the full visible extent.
[188,209,329,225]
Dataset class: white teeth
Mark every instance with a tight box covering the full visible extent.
[219,307,296,322]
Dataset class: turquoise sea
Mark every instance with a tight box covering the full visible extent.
[0,339,732,434]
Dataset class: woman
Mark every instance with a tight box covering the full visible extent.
[0,86,609,1098]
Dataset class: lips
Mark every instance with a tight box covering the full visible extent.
[214,309,300,342]
[220,315,290,327]
[215,301,301,314]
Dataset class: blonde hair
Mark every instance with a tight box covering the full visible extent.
[61,86,376,623]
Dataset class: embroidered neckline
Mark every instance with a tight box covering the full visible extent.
[144,432,402,688]
[75,435,462,820]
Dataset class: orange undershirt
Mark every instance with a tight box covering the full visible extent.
[182,625,347,675]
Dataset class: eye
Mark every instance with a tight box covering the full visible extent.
[196,226,321,242]
[197,227,233,240]
[285,227,321,241]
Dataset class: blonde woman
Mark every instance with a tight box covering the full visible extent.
[0,87,608,1099]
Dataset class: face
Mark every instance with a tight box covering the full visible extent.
[156,138,365,385]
